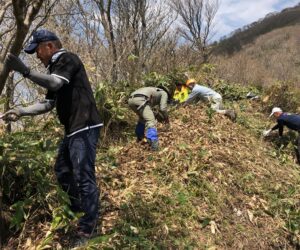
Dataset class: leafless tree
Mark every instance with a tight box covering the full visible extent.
[0,0,40,95]
[76,0,175,83]
[170,0,219,63]
[93,0,118,83]
[113,0,175,82]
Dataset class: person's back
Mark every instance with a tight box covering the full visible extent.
[184,79,236,121]
[128,86,169,151]
[131,86,157,97]
[276,113,300,132]
[47,51,101,134]
[185,83,221,106]
[132,87,167,105]
[173,85,189,103]
[191,84,220,98]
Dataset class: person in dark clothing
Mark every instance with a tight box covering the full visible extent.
[3,29,102,238]
[263,107,300,164]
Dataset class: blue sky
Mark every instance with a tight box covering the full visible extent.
[214,0,300,40]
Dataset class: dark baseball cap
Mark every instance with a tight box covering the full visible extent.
[24,29,59,54]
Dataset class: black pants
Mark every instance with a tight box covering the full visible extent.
[54,127,100,234]
[295,134,300,165]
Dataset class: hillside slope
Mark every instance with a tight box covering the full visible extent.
[3,100,300,249]
[213,25,300,86]
[94,102,300,249]
[215,4,300,55]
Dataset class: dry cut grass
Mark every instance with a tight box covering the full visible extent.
[95,103,300,249]
[4,101,300,249]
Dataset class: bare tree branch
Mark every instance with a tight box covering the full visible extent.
[0,0,58,95]
[170,0,219,62]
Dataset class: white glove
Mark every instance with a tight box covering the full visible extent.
[263,129,272,137]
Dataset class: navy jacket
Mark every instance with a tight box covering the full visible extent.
[272,113,300,136]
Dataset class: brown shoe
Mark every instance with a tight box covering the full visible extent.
[225,110,237,121]
[77,230,91,238]
[72,229,98,248]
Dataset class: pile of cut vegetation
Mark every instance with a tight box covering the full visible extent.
[95,103,300,249]
[4,101,300,249]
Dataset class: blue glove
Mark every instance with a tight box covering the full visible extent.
[135,122,145,141]
[146,127,158,141]
[146,128,159,151]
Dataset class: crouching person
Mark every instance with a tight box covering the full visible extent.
[263,107,300,164]
[128,87,169,151]
[185,79,236,121]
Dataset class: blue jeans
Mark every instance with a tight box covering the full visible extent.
[54,127,100,234]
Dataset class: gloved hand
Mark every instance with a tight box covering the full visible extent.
[2,109,21,122]
[225,110,237,121]
[262,129,272,137]
[146,127,159,151]
[5,53,30,77]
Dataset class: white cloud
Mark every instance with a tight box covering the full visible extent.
[214,0,300,40]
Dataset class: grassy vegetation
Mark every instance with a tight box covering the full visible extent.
[1,70,300,249]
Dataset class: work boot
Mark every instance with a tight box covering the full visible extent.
[150,140,159,151]
[225,110,237,121]
[71,227,99,248]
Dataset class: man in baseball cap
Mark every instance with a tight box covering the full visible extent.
[4,28,103,239]
[24,29,59,54]
[263,107,300,164]
[269,107,282,117]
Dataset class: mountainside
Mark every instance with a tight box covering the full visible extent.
[212,4,300,87]
[213,24,300,86]
[5,97,300,249]
[215,4,300,55]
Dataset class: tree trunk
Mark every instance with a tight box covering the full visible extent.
[0,0,44,95]
[4,75,14,133]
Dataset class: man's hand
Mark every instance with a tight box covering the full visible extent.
[262,129,272,137]
[5,53,30,77]
[1,109,21,122]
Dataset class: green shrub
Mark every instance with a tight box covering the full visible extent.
[0,130,58,240]
[213,79,260,101]
[263,81,300,113]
